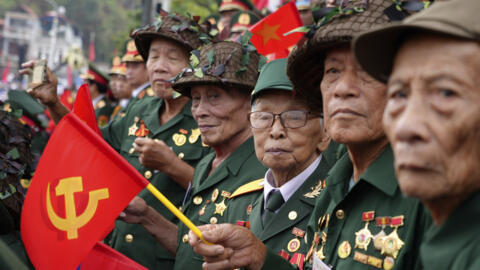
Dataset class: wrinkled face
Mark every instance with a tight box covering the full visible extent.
[252,91,324,175]
[321,47,387,144]
[191,85,251,147]
[384,35,480,201]
[109,74,130,99]
[146,39,188,99]
[126,61,148,89]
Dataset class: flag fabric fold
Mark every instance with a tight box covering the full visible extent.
[250,1,305,56]
[79,242,147,270]
[73,83,101,135]
[21,113,148,270]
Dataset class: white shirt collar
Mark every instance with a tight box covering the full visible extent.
[92,94,105,107]
[263,155,322,210]
[131,82,150,98]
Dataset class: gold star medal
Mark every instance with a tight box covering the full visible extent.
[214,191,230,216]
[374,216,391,250]
[189,128,201,144]
[355,211,375,251]
[381,215,405,259]
[128,117,139,136]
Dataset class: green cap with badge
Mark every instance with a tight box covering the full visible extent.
[353,0,480,83]
[251,58,293,104]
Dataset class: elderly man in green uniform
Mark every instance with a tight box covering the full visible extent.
[218,0,254,36]
[228,11,260,41]
[186,1,434,270]
[20,13,212,269]
[353,0,480,268]
[117,40,267,270]
[221,58,337,268]
[80,63,114,127]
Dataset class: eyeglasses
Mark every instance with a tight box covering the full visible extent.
[248,110,321,129]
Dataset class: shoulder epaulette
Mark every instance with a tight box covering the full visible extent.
[229,178,264,199]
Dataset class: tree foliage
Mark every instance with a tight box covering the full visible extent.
[170,0,219,20]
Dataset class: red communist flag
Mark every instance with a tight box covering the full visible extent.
[73,83,101,136]
[250,1,304,56]
[21,113,148,270]
[79,242,147,270]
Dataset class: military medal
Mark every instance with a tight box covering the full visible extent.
[246,204,252,215]
[211,188,219,202]
[315,231,327,260]
[135,120,150,137]
[306,232,319,263]
[278,249,290,261]
[179,128,188,134]
[374,216,391,250]
[193,195,203,205]
[289,253,305,270]
[337,241,352,259]
[199,204,207,216]
[173,133,186,146]
[128,118,139,136]
[381,215,405,259]
[355,211,375,251]
[214,191,230,216]
[189,128,201,144]
[287,238,301,252]
[318,213,330,231]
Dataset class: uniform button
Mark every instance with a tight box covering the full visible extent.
[336,209,345,219]
[210,217,218,224]
[182,234,189,243]
[193,196,203,205]
[129,147,135,154]
[144,170,152,179]
[125,234,133,243]
[178,152,184,159]
[288,211,298,220]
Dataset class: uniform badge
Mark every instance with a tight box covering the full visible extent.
[374,216,391,250]
[128,117,139,136]
[211,188,219,202]
[381,215,405,259]
[288,238,301,252]
[135,120,150,137]
[173,133,187,146]
[288,211,298,220]
[179,128,188,134]
[304,179,326,198]
[97,115,108,127]
[189,128,201,144]
[337,240,352,259]
[355,211,375,251]
[246,204,252,215]
[193,195,203,205]
[315,232,327,260]
[278,249,290,261]
[146,87,155,97]
[96,100,106,109]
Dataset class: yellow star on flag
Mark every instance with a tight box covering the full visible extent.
[254,22,281,45]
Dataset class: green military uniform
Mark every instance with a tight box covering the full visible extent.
[261,146,432,270]
[94,95,114,127]
[102,97,210,269]
[420,192,480,269]
[175,137,267,270]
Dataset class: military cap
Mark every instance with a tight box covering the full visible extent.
[354,0,480,83]
[80,63,109,87]
[121,40,144,63]
[229,11,260,33]
[173,41,262,97]
[132,13,212,62]
[287,0,431,108]
[218,0,253,13]
[109,56,126,76]
[251,58,293,104]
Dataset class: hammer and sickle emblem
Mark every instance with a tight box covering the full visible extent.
[46,177,109,240]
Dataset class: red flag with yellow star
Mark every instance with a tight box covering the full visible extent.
[250,1,304,56]
[21,113,148,269]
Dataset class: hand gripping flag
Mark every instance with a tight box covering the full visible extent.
[250,1,304,56]
[21,113,148,269]
[73,83,101,135]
